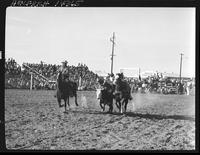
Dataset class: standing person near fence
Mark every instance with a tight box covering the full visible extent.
[186,80,192,95]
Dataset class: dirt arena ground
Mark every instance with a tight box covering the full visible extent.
[5,89,195,150]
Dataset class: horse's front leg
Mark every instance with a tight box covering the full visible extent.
[57,91,62,107]
[116,100,122,113]
[120,98,126,114]
[109,100,113,113]
[64,97,70,112]
[115,100,120,109]
[101,103,105,111]
[64,99,67,112]
[99,99,105,111]
[115,98,122,113]
[120,101,123,114]
[74,92,78,106]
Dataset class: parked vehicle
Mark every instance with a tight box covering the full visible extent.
[163,83,178,94]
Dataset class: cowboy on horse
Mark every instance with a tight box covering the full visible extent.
[96,74,115,113]
[57,60,69,87]
[114,72,133,100]
[55,60,78,110]
[54,60,69,97]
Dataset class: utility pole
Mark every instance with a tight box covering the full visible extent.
[30,72,33,90]
[139,68,141,79]
[179,53,184,82]
[110,32,116,76]
[139,68,141,76]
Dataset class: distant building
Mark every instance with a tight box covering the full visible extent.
[94,70,108,78]
[141,70,156,78]
[119,67,194,82]
[162,72,179,78]
[162,72,192,82]
[120,68,140,78]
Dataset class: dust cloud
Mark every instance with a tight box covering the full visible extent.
[130,92,161,112]
[80,94,88,108]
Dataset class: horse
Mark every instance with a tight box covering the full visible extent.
[96,77,115,113]
[114,73,132,114]
[56,72,78,112]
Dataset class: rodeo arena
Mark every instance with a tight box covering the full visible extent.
[5,34,196,151]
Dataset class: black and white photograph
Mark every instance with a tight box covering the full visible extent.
[3,2,197,151]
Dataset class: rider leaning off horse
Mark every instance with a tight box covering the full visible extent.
[97,74,114,100]
[104,74,115,90]
[98,73,132,100]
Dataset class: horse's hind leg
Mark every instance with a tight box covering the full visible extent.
[57,97,62,107]
[124,99,128,113]
[109,101,113,113]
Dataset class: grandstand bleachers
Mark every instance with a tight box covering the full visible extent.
[4,58,195,95]
[5,58,99,90]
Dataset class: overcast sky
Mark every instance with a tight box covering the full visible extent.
[5,7,195,77]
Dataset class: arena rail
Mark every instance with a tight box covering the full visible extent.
[22,63,56,90]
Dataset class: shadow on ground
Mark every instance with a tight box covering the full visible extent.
[65,109,195,122]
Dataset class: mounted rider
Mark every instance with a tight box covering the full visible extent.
[114,72,133,100]
[97,73,115,100]
[57,60,69,87]
[54,60,69,97]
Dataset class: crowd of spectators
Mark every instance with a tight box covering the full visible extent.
[5,58,195,95]
[5,58,99,90]
[124,73,195,95]
[5,58,21,76]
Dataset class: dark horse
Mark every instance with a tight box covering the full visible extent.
[97,77,115,113]
[100,83,115,113]
[56,73,78,112]
[114,73,132,114]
